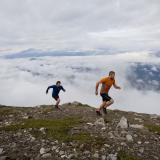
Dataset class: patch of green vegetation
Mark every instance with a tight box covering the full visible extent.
[145,124,160,134]
[71,132,91,142]
[71,132,105,148]
[117,151,142,160]
[0,117,105,147]
[0,108,19,116]
[72,132,102,141]
[0,117,82,139]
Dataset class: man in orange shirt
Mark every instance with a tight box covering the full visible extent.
[95,71,121,116]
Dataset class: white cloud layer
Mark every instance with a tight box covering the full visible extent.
[0,52,160,114]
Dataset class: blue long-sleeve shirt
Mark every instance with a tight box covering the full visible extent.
[46,85,65,97]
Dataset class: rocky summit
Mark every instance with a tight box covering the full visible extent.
[0,102,160,160]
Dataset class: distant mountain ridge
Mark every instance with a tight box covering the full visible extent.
[3,49,95,59]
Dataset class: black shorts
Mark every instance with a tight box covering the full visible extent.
[52,95,59,101]
[100,93,112,102]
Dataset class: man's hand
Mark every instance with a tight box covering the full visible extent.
[113,83,121,90]
[117,86,121,90]
[46,90,48,94]
[95,90,98,95]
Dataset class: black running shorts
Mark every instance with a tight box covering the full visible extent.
[52,95,59,101]
[100,93,112,102]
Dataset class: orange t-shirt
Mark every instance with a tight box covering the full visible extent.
[100,76,115,93]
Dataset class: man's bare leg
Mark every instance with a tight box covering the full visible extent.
[55,98,62,110]
[55,98,60,107]
[96,101,106,111]
[104,99,114,108]
[96,101,106,115]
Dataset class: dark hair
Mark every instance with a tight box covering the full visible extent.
[56,81,61,85]
[109,71,115,76]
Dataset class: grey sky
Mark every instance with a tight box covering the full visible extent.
[0,0,160,52]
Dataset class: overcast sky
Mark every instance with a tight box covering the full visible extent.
[0,1,160,114]
[0,0,160,52]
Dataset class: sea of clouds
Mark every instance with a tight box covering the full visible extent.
[0,51,159,114]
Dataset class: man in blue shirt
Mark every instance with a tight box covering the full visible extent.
[46,81,66,109]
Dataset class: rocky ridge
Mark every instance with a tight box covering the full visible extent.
[0,102,160,160]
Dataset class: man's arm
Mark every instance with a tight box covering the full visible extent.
[95,81,101,95]
[113,82,121,89]
[61,86,66,92]
[46,85,54,94]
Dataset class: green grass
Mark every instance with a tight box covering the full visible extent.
[71,132,105,148]
[71,132,92,142]
[117,151,142,160]
[0,117,82,141]
[0,117,105,147]
[145,124,160,134]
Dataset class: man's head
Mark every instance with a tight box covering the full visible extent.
[56,81,61,86]
[109,71,115,79]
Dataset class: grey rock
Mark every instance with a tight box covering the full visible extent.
[144,141,149,144]
[130,124,144,129]
[137,141,142,144]
[23,115,29,119]
[59,150,65,156]
[139,147,144,153]
[134,134,138,137]
[93,152,99,158]
[40,147,50,155]
[152,156,159,160]
[54,140,59,144]
[100,148,105,152]
[55,147,60,153]
[86,122,94,126]
[42,153,52,158]
[61,155,67,158]
[80,144,84,149]
[104,144,110,148]
[102,155,106,160]
[11,142,16,148]
[40,148,46,155]
[52,146,58,150]
[83,151,90,155]
[120,142,127,146]
[126,134,133,142]
[94,118,105,127]
[107,153,117,160]
[108,132,114,138]
[62,143,66,147]
[39,127,46,134]
[0,148,3,155]
[28,128,32,131]
[29,135,36,142]
[16,132,22,137]
[101,127,106,130]
[67,154,77,159]
[117,116,128,129]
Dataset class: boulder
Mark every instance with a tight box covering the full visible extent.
[94,118,105,127]
[117,117,128,129]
